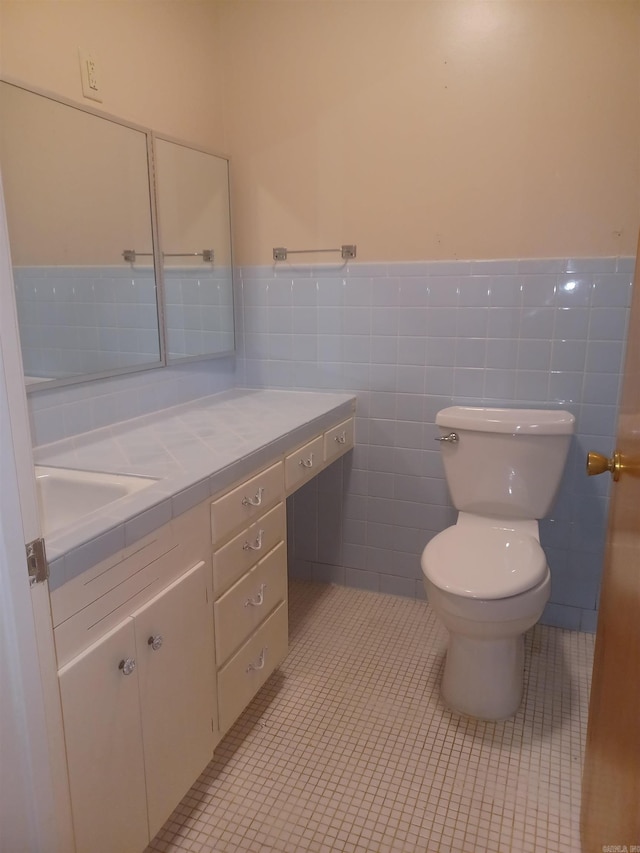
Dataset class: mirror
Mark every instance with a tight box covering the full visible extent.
[0,80,235,391]
[0,80,161,385]
[154,138,235,360]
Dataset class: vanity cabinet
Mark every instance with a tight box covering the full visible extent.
[52,502,217,853]
[51,410,355,853]
[58,560,215,853]
[285,417,355,493]
[211,463,289,736]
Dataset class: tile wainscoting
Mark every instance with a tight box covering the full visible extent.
[14,264,234,377]
[27,358,237,447]
[236,256,634,631]
[19,263,237,446]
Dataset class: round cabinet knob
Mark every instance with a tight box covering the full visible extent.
[586,450,622,482]
[118,657,136,676]
[147,634,163,651]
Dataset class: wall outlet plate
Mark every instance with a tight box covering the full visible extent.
[78,49,102,103]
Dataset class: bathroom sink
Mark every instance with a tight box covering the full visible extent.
[35,466,157,535]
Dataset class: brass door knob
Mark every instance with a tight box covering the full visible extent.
[586,451,623,481]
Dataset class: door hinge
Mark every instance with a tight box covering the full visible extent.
[26,538,49,585]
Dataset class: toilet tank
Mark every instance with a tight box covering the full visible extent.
[436,407,575,519]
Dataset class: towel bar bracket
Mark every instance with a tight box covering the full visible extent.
[273,244,356,262]
[122,249,214,263]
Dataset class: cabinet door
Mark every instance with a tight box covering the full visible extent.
[58,618,148,853]
[132,561,216,839]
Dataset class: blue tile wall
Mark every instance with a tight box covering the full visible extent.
[15,264,236,372]
[238,256,634,632]
[164,266,234,358]
[14,265,160,377]
[28,357,237,446]
[20,263,238,445]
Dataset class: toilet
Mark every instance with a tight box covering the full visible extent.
[421,406,575,720]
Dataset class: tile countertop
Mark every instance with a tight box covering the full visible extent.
[34,388,356,590]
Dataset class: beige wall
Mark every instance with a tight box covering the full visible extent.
[0,1,228,265]
[1,1,639,267]
[0,81,154,265]
[217,0,640,265]
[0,0,227,152]
[155,139,232,268]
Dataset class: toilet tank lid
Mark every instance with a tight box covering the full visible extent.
[436,406,575,435]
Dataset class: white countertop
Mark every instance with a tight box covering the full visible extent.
[35,388,356,589]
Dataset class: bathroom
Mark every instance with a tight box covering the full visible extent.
[0,2,638,852]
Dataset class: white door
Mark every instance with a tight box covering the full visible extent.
[0,169,73,851]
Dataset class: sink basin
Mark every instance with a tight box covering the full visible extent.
[35,466,157,535]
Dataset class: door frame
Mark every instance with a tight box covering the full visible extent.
[0,168,74,851]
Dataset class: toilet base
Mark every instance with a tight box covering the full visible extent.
[441,632,525,720]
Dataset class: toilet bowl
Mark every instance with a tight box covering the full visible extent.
[422,514,551,719]
[421,406,574,720]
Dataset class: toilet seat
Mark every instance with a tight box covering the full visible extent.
[422,524,547,599]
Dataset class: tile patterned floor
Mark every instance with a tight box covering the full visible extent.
[147,580,595,853]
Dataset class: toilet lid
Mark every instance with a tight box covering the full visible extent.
[422,525,548,599]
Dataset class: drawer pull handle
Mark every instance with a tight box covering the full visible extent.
[243,529,264,552]
[334,431,347,445]
[246,647,267,673]
[147,634,163,651]
[245,583,266,608]
[118,658,136,676]
[242,487,264,508]
[299,453,314,469]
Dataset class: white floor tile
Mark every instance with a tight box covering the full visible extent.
[147,580,594,853]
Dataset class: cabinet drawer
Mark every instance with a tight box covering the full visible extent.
[324,417,355,464]
[51,525,174,629]
[54,546,198,669]
[52,501,212,667]
[214,542,287,666]
[285,435,324,491]
[217,600,288,735]
[211,461,283,543]
[212,502,285,599]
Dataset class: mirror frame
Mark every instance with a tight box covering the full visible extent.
[0,76,236,393]
[152,131,236,366]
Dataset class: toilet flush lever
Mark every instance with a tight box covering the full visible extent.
[435,432,459,444]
